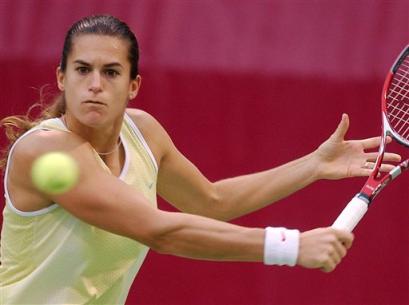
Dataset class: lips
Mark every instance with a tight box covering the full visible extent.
[83,100,106,106]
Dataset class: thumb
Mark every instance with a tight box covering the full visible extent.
[331,113,349,141]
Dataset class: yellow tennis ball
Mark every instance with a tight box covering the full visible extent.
[31,152,79,194]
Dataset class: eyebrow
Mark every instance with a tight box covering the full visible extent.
[73,60,123,69]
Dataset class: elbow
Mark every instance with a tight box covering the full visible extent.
[146,233,173,255]
[149,241,173,256]
[204,184,232,221]
[177,184,226,220]
[138,212,183,256]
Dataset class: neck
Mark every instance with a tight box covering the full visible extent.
[61,113,123,155]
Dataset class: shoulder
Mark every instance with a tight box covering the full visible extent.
[125,108,168,144]
[125,108,175,163]
[125,108,163,134]
[7,129,100,208]
[12,129,90,163]
[10,129,99,190]
[10,129,98,180]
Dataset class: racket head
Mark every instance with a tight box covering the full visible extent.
[382,45,409,147]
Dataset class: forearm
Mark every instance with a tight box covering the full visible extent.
[149,211,265,262]
[58,173,265,263]
[145,210,351,272]
[212,152,319,220]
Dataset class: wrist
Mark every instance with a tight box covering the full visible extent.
[263,227,300,266]
[308,150,326,181]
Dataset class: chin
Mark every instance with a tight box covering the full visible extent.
[82,112,108,126]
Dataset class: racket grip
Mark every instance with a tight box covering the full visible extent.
[332,195,369,232]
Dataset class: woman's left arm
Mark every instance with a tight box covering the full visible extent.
[133,111,400,221]
[211,114,401,220]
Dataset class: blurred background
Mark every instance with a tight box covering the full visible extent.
[0,1,408,304]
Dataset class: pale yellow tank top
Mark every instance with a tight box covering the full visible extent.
[0,112,158,305]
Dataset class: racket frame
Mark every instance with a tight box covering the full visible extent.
[332,45,409,231]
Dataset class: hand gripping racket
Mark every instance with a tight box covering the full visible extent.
[332,45,409,232]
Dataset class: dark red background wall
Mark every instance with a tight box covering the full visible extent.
[1,1,408,304]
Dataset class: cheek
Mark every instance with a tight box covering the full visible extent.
[62,85,83,110]
[113,85,132,104]
[63,75,80,93]
[64,85,79,101]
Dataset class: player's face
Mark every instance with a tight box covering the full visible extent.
[56,34,140,128]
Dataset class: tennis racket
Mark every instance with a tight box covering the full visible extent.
[332,45,409,232]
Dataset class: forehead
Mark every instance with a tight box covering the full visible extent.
[69,34,129,64]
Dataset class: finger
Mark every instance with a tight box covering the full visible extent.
[351,168,374,177]
[361,161,375,169]
[379,163,399,172]
[362,161,394,172]
[331,113,349,140]
[359,136,381,149]
[328,248,342,266]
[365,152,401,162]
[360,161,401,173]
[332,240,347,261]
[383,152,402,162]
[360,136,393,150]
[321,260,336,273]
[333,230,354,249]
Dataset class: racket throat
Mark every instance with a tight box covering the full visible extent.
[360,182,383,204]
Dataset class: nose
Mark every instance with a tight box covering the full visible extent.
[89,71,102,94]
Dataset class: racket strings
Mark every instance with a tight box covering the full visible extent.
[386,56,409,140]
[388,104,409,137]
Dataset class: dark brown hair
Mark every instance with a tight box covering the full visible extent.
[0,15,140,169]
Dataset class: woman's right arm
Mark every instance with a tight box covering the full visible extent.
[8,130,353,271]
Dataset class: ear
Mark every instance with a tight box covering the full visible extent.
[56,67,65,91]
[128,75,142,100]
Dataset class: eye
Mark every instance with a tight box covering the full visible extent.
[76,66,90,75]
[105,69,120,78]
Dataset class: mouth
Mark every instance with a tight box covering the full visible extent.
[82,100,106,106]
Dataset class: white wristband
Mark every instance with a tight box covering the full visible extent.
[263,227,300,266]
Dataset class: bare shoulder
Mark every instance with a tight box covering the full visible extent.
[11,129,105,185]
[7,129,98,211]
[11,130,97,177]
[126,108,174,164]
[125,108,164,135]
[11,129,104,179]
[13,129,88,159]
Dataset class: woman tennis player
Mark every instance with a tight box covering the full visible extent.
[0,15,401,305]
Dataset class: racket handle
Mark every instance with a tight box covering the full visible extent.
[332,195,369,232]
